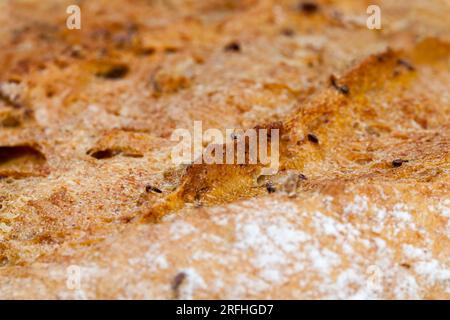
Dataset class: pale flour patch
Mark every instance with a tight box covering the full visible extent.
[394,273,420,299]
[414,260,450,286]
[371,206,387,234]
[334,269,374,299]
[403,244,450,289]
[403,244,429,260]
[307,246,341,275]
[344,195,368,216]
[392,203,412,222]
[169,220,198,240]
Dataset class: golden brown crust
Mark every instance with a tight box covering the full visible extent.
[0,0,449,299]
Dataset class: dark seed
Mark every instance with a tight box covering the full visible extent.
[330,75,349,95]
[397,59,415,71]
[337,85,349,95]
[146,185,163,194]
[172,272,187,298]
[400,263,411,269]
[298,173,308,180]
[307,133,319,144]
[298,1,319,14]
[96,64,129,79]
[224,41,241,52]
[89,149,119,159]
[266,183,276,194]
[392,159,408,168]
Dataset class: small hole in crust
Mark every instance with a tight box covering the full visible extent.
[0,145,48,178]
[88,148,144,160]
[88,149,119,160]
[95,63,129,80]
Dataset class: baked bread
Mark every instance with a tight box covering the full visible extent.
[0,0,449,299]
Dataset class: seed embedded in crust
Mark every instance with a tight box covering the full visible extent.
[266,182,276,194]
[172,272,187,299]
[307,133,319,144]
[392,159,408,168]
[330,75,350,95]
[95,64,129,79]
[146,185,163,194]
[396,59,415,71]
[224,41,241,52]
[298,1,319,14]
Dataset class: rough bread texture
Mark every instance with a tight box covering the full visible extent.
[0,0,449,299]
